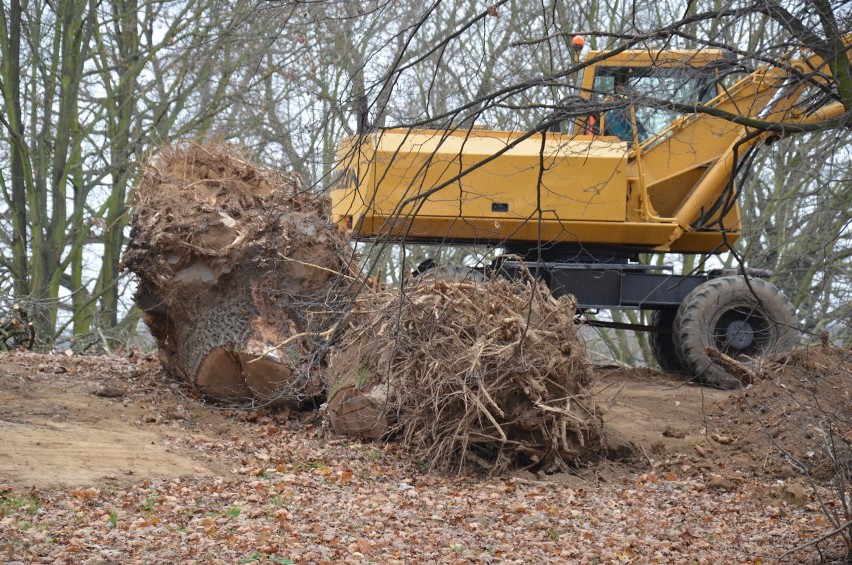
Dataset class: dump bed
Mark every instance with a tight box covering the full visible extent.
[330,127,742,252]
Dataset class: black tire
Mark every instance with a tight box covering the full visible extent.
[673,276,799,389]
[648,309,687,374]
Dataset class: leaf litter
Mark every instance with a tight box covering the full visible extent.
[1,345,850,563]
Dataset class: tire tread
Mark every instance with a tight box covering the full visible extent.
[673,276,798,389]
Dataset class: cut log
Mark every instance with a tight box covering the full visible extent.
[194,347,248,400]
[325,337,391,440]
[327,388,388,441]
[123,142,348,405]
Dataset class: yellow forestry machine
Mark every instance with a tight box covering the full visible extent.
[331,36,852,388]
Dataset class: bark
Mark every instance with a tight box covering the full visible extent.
[124,143,349,405]
[0,0,30,297]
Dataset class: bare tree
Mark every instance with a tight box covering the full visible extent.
[0,0,267,346]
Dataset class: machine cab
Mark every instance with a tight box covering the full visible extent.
[573,49,729,142]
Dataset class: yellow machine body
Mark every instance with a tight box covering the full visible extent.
[331,43,849,254]
[332,130,640,243]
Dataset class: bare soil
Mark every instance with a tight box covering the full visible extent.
[0,352,239,490]
[2,347,847,491]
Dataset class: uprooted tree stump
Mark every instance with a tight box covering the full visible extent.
[123,142,348,405]
[326,277,611,474]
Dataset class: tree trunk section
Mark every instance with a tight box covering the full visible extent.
[124,143,348,405]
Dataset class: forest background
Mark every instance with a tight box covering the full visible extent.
[0,0,849,365]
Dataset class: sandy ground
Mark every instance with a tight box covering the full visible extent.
[1,353,733,491]
[0,353,236,490]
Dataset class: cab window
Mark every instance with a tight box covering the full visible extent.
[591,66,717,141]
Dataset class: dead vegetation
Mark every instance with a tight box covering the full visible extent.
[0,303,33,351]
[327,276,619,474]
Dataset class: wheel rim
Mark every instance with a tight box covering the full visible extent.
[711,305,772,357]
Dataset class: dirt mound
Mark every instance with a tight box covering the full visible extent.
[123,143,349,405]
[710,344,851,479]
[326,277,622,474]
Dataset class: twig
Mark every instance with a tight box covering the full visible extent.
[277,254,357,280]
[705,346,755,383]
[776,519,852,560]
[97,329,114,356]
[248,328,335,362]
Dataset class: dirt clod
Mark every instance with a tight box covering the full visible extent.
[92,385,126,398]
[662,426,687,439]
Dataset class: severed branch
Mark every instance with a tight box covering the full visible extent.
[705,347,757,385]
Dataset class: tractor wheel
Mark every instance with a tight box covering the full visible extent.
[673,276,798,389]
[648,309,686,374]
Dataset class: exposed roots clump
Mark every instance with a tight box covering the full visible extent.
[123,142,349,405]
[327,277,607,474]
